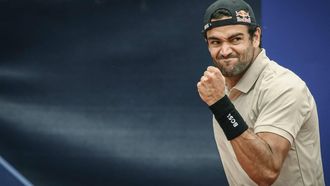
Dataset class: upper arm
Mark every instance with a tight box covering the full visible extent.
[257,132,291,168]
[254,73,312,144]
[230,129,291,185]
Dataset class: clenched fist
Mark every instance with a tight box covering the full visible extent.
[197,66,226,106]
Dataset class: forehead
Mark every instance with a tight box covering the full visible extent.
[206,24,249,39]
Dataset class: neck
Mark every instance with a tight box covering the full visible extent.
[225,74,243,90]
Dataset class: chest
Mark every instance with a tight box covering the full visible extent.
[231,90,259,129]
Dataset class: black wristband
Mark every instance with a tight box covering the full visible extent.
[209,95,248,140]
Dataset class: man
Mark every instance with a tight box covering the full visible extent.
[197,0,325,185]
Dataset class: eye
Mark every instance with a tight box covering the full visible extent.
[208,40,221,46]
[231,37,242,44]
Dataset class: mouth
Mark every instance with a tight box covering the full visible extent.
[213,57,237,70]
[220,58,237,64]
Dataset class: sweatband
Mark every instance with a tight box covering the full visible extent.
[209,95,248,140]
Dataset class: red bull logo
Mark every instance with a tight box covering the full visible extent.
[235,10,251,23]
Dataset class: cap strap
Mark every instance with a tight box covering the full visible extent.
[203,19,236,32]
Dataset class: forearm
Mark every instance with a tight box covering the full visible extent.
[230,130,282,186]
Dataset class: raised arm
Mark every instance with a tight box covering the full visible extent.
[197,66,290,185]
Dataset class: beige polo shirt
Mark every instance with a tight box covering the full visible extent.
[213,49,325,186]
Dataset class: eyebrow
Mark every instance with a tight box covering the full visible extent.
[207,33,244,41]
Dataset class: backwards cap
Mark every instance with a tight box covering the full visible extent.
[202,0,258,36]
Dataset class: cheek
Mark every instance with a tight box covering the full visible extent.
[208,48,219,59]
[239,46,254,62]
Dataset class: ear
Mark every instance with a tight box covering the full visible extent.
[253,27,262,48]
[205,38,212,52]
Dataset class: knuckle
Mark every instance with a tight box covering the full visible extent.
[203,71,208,76]
[207,66,215,70]
[201,76,208,81]
[204,72,211,78]
[204,71,215,79]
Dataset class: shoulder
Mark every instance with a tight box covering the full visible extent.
[254,60,315,113]
[252,61,316,142]
[258,61,307,98]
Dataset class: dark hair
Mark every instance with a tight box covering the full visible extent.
[210,9,262,48]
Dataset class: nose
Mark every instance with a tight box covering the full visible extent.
[219,43,232,59]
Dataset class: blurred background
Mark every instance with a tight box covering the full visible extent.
[0,0,329,185]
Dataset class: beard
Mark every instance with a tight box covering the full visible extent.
[217,60,251,77]
[213,46,255,77]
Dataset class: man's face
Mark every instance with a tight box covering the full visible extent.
[206,24,259,77]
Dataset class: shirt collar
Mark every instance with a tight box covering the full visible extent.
[234,49,270,94]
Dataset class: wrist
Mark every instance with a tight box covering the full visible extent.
[209,95,248,140]
[206,95,226,106]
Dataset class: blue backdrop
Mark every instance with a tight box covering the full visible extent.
[262,1,330,185]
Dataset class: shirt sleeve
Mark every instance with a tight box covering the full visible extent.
[253,74,313,145]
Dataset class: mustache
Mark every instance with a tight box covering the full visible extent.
[218,54,237,60]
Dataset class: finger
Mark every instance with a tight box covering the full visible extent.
[203,71,214,78]
[197,79,209,91]
[207,66,220,73]
[201,76,208,82]
[197,82,202,89]
[204,71,213,79]
[208,66,225,79]
[197,82,205,95]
